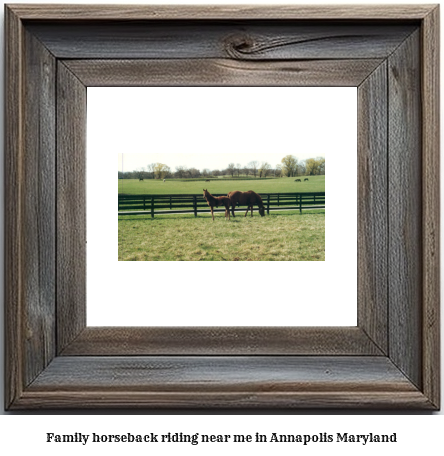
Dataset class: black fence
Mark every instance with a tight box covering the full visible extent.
[118,192,325,217]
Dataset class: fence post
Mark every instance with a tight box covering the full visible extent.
[277,193,280,207]
[267,194,270,214]
[299,194,302,213]
[170,196,172,210]
[143,196,146,211]
[193,195,197,217]
[151,196,154,218]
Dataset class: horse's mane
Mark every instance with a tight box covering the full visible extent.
[249,190,263,204]
[203,189,216,201]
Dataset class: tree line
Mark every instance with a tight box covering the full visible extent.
[118,155,325,180]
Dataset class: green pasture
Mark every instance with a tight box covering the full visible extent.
[118,176,325,261]
[118,210,325,261]
[118,175,325,195]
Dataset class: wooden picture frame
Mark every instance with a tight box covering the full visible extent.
[5,4,440,410]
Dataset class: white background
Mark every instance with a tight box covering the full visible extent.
[87,87,357,326]
[0,0,442,452]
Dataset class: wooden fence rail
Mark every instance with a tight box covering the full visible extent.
[118,192,325,217]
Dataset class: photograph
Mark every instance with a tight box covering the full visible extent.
[117,152,325,261]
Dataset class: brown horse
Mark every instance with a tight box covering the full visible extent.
[228,190,265,217]
[203,189,231,221]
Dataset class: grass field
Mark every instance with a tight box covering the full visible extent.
[119,210,324,261]
[118,176,325,261]
[119,175,325,195]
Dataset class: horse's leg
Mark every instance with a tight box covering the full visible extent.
[226,204,230,220]
[251,205,253,217]
[231,203,235,218]
[244,206,249,217]
[211,206,214,221]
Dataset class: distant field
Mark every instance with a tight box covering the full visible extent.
[118,175,325,195]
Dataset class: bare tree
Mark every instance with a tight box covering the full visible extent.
[248,161,259,177]
[259,162,271,178]
[227,163,236,177]
[188,167,201,178]
[297,160,306,176]
[147,163,156,179]
[175,165,187,178]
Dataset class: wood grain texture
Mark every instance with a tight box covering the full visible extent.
[357,62,388,354]
[64,58,383,87]
[13,356,433,409]
[4,4,24,411]
[5,8,58,409]
[388,31,422,389]
[421,6,440,409]
[16,390,434,410]
[56,62,87,353]
[27,22,416,60]
[7,4,435,20]
[61,327,382,356]
[28,356,418,391]
[21,28,57,387]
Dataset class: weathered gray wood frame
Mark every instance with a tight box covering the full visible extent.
[5,4,440,409]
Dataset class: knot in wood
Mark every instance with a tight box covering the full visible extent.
[224,34,255,59]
